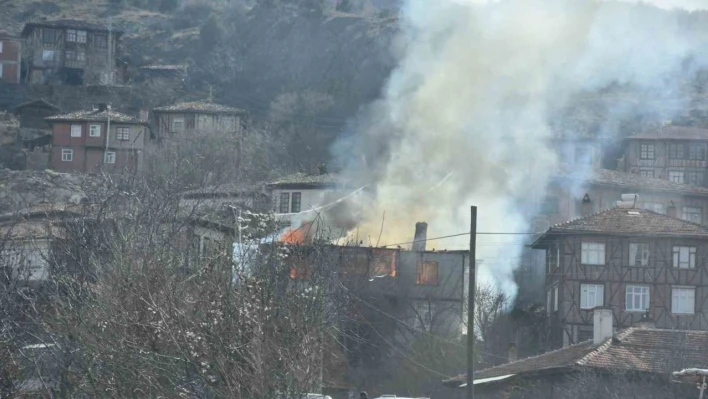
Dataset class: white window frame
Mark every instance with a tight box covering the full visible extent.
[669,171,685,184]
[70,124,82,137]
[682,206,702,224]
[626,285,650,312]
[42,50,55,62]
[580,284,604,309]
[76,30,87,43]
[672,286,695,315]
[66,29,77,42]
[172,117,185,132]
[629,243,650,267]
[104,151,116,164]
[89,124,101,137]
[61,149,73,162]
[673,246,697,269]
[116,127,131,141]
[581,242,605,265]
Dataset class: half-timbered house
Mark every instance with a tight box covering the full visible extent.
[531,202,708,348]
[151,101,246,140]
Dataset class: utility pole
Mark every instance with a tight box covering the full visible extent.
[466,206,477,399]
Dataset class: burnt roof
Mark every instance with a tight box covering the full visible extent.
[21,20,123,36]
[13,99,61,114]
[266,173,340,187]
[627,125,708,141]
[45,109,144,124]
[444,327,708,387]
[152,101,246,115]
[555,168,708,196]
[532,207,708,245]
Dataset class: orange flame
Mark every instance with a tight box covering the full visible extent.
[280,221,313,244]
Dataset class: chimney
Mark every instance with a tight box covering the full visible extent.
[412,222,427,252]
[139,109,149,122]
[581,194,593,216]
[593,308,613,345]
[508,343,518,363]
[667,202,677,218]
[97,103,108,112]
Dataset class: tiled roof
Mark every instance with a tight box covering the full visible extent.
[627,125,708,141]
[45,109,143,124]
[445,328,708,386]
[13,99,61,113]
[538,207,708,238]
[266,173,340,186]
[152,101,245,115]
[555,168,708,196]
[21,20,123,36]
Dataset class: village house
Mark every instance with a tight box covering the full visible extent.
[21,20,123,85]
[442,310,708,398]
[151,101,246,139]
[623,125,708,187]
[13,99,60,151]
[0,31,22,84]
[45,104,149,173]
[531,201,708,348]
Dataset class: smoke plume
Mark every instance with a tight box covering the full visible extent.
[333,0,708,298]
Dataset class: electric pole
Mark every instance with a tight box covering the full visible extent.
[466,206,477,399]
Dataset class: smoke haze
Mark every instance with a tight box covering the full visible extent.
[333,0,708,298]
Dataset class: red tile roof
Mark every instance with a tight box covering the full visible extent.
[445,328,708,386]
[627,125,708,141]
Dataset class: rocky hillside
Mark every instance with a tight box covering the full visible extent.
[0,169,90,212]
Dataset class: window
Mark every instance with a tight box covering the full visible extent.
[95,34,108,49]
[76,30,87,43]
[682,207,702,224]
[540,197,559,215]
[669,144,685,159]
[89,125,101,137]
[61,149,73,162]
[42,50,56,62]
[669,171,685,184]
[643,202,665,214]
[172,117,185,132]
[629,243,650,266]
[77,51,86,62]
[70,125,82,137]
[580,284,604,309]
[546,245,560,274]
[116,127,130,141]
[0,63,3,79]
[639,169,654,178]
[104,151,116,164]
[673,246,697,269]
[689,144,706,161]
[291,192,302,213]
[640,144,655,160]
[416,261,439,285]
[279,193,290,214]
[42,29,56,43]
[413,301,436,331]
[672,287,695,315]
[581,242,605,265]
[686,171,704,186]
[626,285,650,312]
[553,286,559,311]
[65,50,77,61]
[0,41,3,53]
[67,29,77,42]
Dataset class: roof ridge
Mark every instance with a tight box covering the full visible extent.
[548,207,613,230]
[577,327,636,366]
[473,339,594,376]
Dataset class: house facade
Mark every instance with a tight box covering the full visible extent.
[0,31,21,84]
[13,99,60,151]
[151,101,245,139]
[623,125,708,187]
[46,104,148,173]
[21,20,122,85]
[532,205,708,348]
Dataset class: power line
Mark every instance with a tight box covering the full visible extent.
[378,231,541,248]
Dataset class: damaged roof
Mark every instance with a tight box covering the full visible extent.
[266,173,341,188]
[22,20,123,36]
[555,168,708,196]
[46,109,144,124]
[152,101,246,115]
[13,99,61,113]
[627,125,708,141]
[444,328,708,388]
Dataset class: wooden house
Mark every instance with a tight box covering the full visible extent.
[151,101,246,140]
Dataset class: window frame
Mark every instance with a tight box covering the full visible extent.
[682,206,702,224]
[66,29,77,42]
[669,171,685,184]
[671,286,696,315]
[581,242,605,265]
[673,246,697,269]
[669,143,685,160]
[42,29,56,43]
[413,301,436,332]
[116,127,131,141]
[629,242,651,267]
[290,192,302,213]
[70,124,82,137]
[95,34,108,49]
[553,285,559,311]
[61,149,73,162]
[580,283,604,309]
[689,144,706,161]
[89,124,101,137]
[279,192,290,214]
[686,171,704,186]
[104,151,116,164]
[639,169,654,178]
[639,144,655,160]
[625,285,650,312]
[76,30,87,43]
[172,117,185,132]
[42,50,56,62]
[416,261,439,286]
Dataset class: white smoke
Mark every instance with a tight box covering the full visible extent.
[334,0,708,299]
